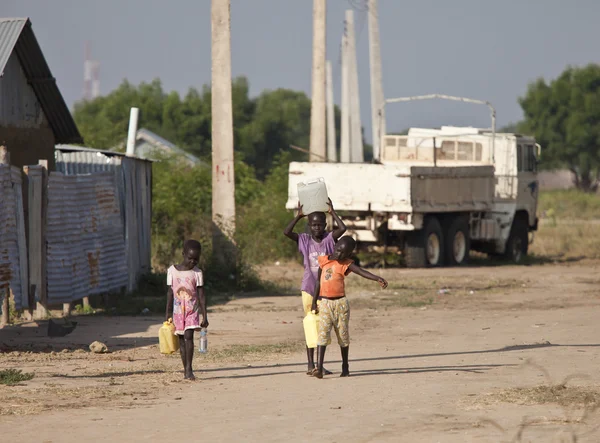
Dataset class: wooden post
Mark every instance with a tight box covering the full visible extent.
[1,147,9,326]
[25,160,49,320]
[82,297,90,309]
[0,145,8,164]
[63,302,71,317]
[1,288,8,327]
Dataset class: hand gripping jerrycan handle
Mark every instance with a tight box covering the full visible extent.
[303,310,319,349]
[297,177,329,215]
[159,318,178,355]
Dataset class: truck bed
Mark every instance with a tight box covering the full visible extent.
[286,162,495,213]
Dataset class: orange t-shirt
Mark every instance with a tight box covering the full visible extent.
[317,256,353,299]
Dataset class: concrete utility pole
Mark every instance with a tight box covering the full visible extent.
[347,9,364,163]
[368,0,385,162]
[340,27,350,163]
[326,60,337,162]
[211,0,236,255]
[309,0,327,162]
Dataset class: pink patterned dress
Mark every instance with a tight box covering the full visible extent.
[167,266,204,335]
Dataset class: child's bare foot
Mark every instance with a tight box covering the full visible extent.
[310,368,323,379]
[340,370,350,377]
[323,367,332,375]
[184,370,196,381]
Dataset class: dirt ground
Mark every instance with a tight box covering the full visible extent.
[1,260,600,442]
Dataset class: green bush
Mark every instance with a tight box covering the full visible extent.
[151,153,297,292]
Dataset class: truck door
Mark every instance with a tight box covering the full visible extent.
[516,143,538,227]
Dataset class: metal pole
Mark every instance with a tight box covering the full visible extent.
[368,0,385,162]
[125,107,139,157]
[326,60,337,162]
[309,0,327,162]
[211,0,236,248]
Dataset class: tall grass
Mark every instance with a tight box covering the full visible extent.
[538,190,600,220]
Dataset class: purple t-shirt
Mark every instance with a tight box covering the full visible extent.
[298,232,336,295]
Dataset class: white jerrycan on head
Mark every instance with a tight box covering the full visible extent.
[297,177,329,215]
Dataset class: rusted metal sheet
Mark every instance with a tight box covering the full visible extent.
[0,165,27,311]
[55,147,153,291]
[46,172,128,304]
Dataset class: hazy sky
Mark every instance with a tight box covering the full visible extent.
[3,0,599,143]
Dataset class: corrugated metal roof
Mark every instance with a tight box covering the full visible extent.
[56,144,154,162]
[46,172,128,304]
[136,128,201,165]
[0,18,26,79]
[0,17,83,144]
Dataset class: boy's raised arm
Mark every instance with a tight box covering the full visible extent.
[327,199,347,241]
[311,268,323,313]
[348,263,388,289]
[283,202,305,243]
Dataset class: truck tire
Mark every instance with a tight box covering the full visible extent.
[504,216,528,263]
[445,216,471,266]
[404,216,444,268]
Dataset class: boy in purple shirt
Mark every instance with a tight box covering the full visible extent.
[284,198,347,374]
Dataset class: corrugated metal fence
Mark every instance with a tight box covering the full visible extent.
[55,147,152,291]
[0,149,151,316]
[0,164,28,311]
[46,173,128,303]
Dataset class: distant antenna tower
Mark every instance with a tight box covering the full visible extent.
[83,41,100,100]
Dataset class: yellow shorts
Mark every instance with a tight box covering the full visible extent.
[301,291,316,315]
[317,297,350,347]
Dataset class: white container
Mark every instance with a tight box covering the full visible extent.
[297,177,329,215]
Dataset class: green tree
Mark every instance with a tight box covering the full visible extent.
[519,64,600,192]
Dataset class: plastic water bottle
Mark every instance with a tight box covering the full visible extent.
[199,328,208,353]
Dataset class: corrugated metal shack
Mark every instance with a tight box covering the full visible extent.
[0,17,82,170]
[55,145,153,292]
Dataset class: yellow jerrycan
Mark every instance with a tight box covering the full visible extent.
[159,318,179,354]
[303,311,319,349]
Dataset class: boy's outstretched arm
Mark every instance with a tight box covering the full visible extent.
[311,268,323,313]
[283,202,305,243]
[327,199,347,241]
[165,287,174,321]
[348,263,388,289]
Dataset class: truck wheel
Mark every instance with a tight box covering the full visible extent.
[404,217,444,268]
[445,216,470,266]
[504,216,528,263]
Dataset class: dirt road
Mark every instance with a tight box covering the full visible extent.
[1,261,600,442]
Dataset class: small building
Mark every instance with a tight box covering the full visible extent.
[0,17,82,170]
[129,128,201,166]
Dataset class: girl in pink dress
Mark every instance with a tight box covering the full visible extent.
[165,240,208,380]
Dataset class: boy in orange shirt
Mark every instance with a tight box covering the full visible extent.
[311,236,388,378]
